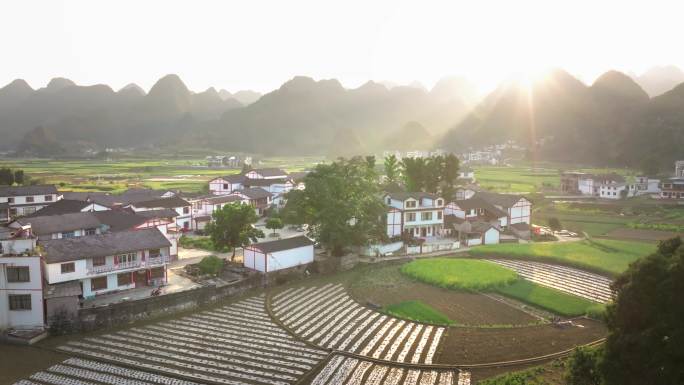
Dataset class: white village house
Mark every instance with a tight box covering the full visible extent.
[243,235,315,273]
[384,192,445,239]
[41,228,172,299]
[126,196,193,231]
[0,254,44,331]
[0,185,62,218]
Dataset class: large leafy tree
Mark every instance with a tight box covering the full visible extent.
[206,202,264,260]
[383,154,400,185]
[601,236,684,385]
[282,157,386,256]
[0,168,15,186]
[401,157,426,192]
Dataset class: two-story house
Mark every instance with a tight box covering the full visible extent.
[127,196,192,231]
[0,255,45,330]
[230,188,273,216]
[660,161,684,199]
[0,185,61,217]
[208,174,246,195]
[191,195,247,230]
[41,228,171,299]
[384,192,445,238]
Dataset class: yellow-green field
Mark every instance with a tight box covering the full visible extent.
[0,156,323,193]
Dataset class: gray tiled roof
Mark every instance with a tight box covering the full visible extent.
[131,196,190,209]
[249,235,314,254]
[41,228,171,263]
[17,212,103,235]
[0,185,58,197]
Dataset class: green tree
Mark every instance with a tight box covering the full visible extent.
[364,155,376,170]
[0,168,14,185]
[548,217,562,232]
[384,154,400,184]
[401,157,426,191]
[206,202,264,260]
[265,217,284,236]
[565,347,603,385]
[282,157,386,256]
[601,237,684,385]
[441,154,460,199]
[423,156,443,193]
[197,255,223,276]
[13,170,25,185]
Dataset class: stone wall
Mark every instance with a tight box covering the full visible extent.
[74,274,262,332]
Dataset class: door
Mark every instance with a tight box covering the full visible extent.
[421,228,427,237]
[134,270,148,287]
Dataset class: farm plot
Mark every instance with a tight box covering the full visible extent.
[271,285,446,364]
[57,295,328,385]
[13,357,203,385]
[485,259,613,303]
[308,354,468,385]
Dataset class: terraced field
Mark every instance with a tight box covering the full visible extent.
[272,284,447,364]
[56,295,327,385]
[310,354,470,385]
[485,259,613,303]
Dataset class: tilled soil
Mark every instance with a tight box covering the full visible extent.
[351,281,538,326]
[436,318,607,365]
[0,345,70,385]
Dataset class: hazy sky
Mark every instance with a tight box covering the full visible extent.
[2,0,683,94]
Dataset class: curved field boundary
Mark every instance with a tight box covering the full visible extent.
[485,259,614,303]
[269,284,447,365]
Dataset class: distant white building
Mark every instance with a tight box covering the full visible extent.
[0,185,62,217]
[243,236,314,273]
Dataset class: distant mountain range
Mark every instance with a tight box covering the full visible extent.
[1,67,683,171]
[442,68,684,171]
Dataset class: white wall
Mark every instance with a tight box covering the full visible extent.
[483,228,500,244]
[0,256,44,329]
[386,211,402,238]
[508,198,531,225]
[209,178,241,195]
[45,259,88,284]
[244,245,314,272]
[1,238,36,255]
[243,248,266,271]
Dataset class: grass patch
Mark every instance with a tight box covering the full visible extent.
[401,258,518,291]
[179,235,229,252]
[495,280,597,317]
[384,300,453,325]
[469,239,655,276]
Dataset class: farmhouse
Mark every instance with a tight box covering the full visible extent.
[474,191,532,227]
[384,192,445,238]
[243,235,314,273]
[127,196,192,231]
[0,255,44,330]
[41,228,171,299]
[465,222,501,246]
[660,161,684,199]
[190,195,247,230]
[230,187,273,216]
[27,199,109,217]
[62,188,177,209]
[0,185,61,217]
[208,174,246,195]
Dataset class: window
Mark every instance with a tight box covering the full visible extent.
[25,196,34,203]
[116,253,136,264]
[386,197,391,205]
[149,249,160,258]
[85,228,97,236]
[9,294,32,310]
[6,266,30,282]
[61,262,75,274]
[91,276,108,291]
[183,207,190,214]
[117,273,132,286]
[62,231,76,239]
[7,197,14,204]
[45,195,53,201]
[421,212,433,221]
[92,256,106,267]
[406,213,416,222]
[437,211,443,220]
[22,207,36,215]
[223,183,229,189]
[10,208,17,216]
[405,200,416,208]
[436,199,443,206]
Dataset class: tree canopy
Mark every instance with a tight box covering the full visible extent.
[281,157,386,256]
[206,202,264,259]
[601,236,684,385]
[383,154,400,185]
[399,154,460,197]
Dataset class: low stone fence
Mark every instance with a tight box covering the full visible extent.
[74,274,262,332]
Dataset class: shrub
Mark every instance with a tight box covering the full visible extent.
[197,255,223,276]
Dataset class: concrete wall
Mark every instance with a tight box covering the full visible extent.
[245,245,314,272]
[484,228,500,244]
[0,256,44,329]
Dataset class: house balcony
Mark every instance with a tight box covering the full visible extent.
[87,255,169,275]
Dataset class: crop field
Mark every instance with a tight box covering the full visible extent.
[272,284,446,364]
[0,156,322,193]
[472,166,560,193]
[384,301,454,326]
[54,295,328,385]
[469,239,656,276]
[309,354,469,385]
[400,259,518,291]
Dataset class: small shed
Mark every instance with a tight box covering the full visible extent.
[243,236,315,273]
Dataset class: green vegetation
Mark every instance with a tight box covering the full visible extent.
[627,222,684,232]
[178,235,228,252]
[401,258,518,291]
[383,300,453,326]
[495,280,597,317]
[197,255,223,276]
[206,203,264,259]
[479,366,552,385]
[469,239,656,276]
